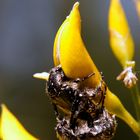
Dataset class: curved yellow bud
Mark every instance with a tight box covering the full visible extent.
[109,0,134,68]
[1,104,38,140]
[53,1,140,136]
[53,2,101,88]
[105,89,140,136]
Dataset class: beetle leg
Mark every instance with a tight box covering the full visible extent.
[83,72,95,81]
[73,72,95,83]
[52,103,60,120]
[70,92,80,129]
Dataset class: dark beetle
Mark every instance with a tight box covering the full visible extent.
[47,65,107,129]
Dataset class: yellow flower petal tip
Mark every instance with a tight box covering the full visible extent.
[109,0,134,68]
[53,2,101,88]
[1,104,38,140]
[33,72,49,81]
[73,1,79,9]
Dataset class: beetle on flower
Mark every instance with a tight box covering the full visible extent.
[34,1,140,139]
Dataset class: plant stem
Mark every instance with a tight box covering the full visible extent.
[131,83,140,139]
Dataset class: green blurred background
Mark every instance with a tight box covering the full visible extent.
[0,0,140,139]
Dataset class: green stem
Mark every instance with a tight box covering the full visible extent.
[131,83,140,139]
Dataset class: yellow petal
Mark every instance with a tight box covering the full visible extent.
[33,72,49,81]
[105,89,140,136]
[1,104,38,140]
[109,0,134,68]
[53,2,101,88]
[53,17,69,66]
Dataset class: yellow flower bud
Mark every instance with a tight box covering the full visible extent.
[109,0,134,68]
[1,104,38,140]
[53,2,101,88]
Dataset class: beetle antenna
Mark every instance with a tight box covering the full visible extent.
[81,72,95,81]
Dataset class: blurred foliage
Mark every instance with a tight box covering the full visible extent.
[0,105,38,140]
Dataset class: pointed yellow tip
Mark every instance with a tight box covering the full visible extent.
[73,2,80,9]
[71,2,80,13]
[33,72,49,81]
[66,2,80,20]
[66,1,81,28]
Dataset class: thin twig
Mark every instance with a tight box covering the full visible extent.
[130,83,140,139]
